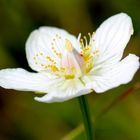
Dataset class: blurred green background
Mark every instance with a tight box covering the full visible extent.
[0,0,140,140]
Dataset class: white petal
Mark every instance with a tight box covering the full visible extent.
[34,78,92,103]
[83,54,139,93]
[92,13,133,64]
[26,27,80,72]
[0,68,58,92]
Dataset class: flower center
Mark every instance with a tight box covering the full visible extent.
[33,33,99,80]
[60,39,82,79]
[79,33,99,73]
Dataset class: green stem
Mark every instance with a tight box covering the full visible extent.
[78,95,94,140]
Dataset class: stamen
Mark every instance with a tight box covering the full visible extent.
[78,33,81,41]
[32,32,98,79]
[78,32,97,73]
[80,39,84,48]
[80,33,92,48]
[88,32,91,37]
[45,64,59,72]
[51,46,62,58]
[51,36,62,58]
[83,36,87,47]
[65,74,75,79]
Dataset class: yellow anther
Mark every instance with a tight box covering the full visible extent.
[46,56,55,63]
[65,75,75,79]
[56,53,62,58]
[88,33,91,36]
[60,67,65,71]
[49,65,59,72]
[51,46,62,58]
[84,36,87,39]
[65,39,73,52]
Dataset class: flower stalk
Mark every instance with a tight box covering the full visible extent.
[78,95,94,140]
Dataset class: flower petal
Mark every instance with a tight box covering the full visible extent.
[26,27,80,72]
[0,68,59,92]
[34,78,92,103]
[83,54,139,93]
[92,13,133,64]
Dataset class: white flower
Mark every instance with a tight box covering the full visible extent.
[0,13,139,103]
